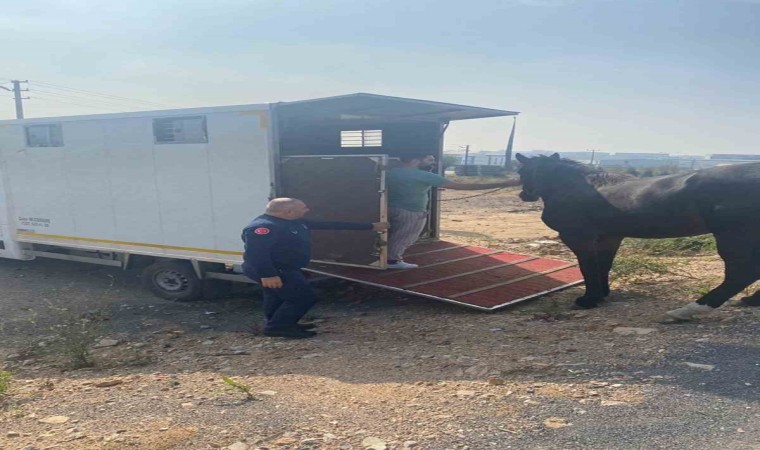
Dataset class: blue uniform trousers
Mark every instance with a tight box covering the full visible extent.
[261,268,318,331]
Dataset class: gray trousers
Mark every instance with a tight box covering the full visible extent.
[387,207,428,261]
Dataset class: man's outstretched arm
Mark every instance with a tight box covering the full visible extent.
[303,221,389,232]
[441,179,521,191]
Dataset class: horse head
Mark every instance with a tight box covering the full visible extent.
[515,152,562,201]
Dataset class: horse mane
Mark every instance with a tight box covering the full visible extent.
[538,156,636,188]
[585,170,637,187]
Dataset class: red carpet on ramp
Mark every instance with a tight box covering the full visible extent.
[306,240,583,311]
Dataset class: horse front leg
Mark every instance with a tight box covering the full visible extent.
[597,235,623,298]
[560,233,605,308]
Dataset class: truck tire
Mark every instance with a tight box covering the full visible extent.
[142,260,203,301]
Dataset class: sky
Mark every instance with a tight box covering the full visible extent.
[2,0,759,155]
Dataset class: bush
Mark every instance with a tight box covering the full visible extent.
[222,376,257,401]
[623,236,716,256]
[609,165,683,178]
[611,255,669,281]
[0,371,11,397]
[47,307,107,369]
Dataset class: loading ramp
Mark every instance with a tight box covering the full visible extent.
[306,240,583,311]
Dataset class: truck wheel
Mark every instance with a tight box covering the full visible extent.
[142,261,202,301]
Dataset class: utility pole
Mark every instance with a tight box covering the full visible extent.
[503,116,516,171]
[1,80,29,119]
[12,80,28,119]
[461,145,471,176]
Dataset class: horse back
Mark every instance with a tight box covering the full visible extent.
[584,163,760,237]
[600,162,760,204]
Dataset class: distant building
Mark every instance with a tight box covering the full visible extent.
[447,150,508,166]
[710,154,760,161]
[601,152,670,160]
[443,149,760,170]
[597,158,678,169]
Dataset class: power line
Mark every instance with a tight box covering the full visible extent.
[32,96,122,112]
[30,80,169,108]
[33,93,123,110]
[32,80,168,107]
[30,88,150,110]
[31,95,123,112]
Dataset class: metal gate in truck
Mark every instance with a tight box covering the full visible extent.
[279,154,388,269]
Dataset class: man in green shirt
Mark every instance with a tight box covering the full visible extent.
[385,154,520,269]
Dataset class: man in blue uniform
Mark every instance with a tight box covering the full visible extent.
[242,198,388,339]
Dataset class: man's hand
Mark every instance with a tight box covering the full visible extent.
[260,276,283,289]
[372,222,390,232]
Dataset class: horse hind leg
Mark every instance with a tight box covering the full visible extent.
[739,246,760,306]
[665,233,760,321]
[666,265,757,321]
[740,291,760,306]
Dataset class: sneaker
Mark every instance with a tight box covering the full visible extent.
[387,261,418,269]
[665,303,714,321]
[297,323,317,331]
[263,327,317,339]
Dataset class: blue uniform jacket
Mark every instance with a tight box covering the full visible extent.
[241,214,373,279]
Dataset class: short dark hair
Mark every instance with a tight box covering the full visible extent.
[399,154,435,163]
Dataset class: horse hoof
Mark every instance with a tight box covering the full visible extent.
[739,296,760,307]
[574,296,601,309]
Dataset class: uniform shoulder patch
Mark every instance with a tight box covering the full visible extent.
[254,227,271,235]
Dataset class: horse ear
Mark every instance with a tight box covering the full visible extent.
[515,153,528,164]
[550,153,560,160]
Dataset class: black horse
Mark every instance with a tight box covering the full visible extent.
[515,153,760,320]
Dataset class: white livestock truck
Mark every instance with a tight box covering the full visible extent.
[0,93,517,302]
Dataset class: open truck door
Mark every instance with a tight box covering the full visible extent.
[279,155,387,269]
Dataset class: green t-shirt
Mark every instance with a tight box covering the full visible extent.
[387,168,448,212]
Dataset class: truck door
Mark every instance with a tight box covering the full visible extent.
[279,155,387,269]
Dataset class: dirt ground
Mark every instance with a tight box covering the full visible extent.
[1,186,759,450]
[440,186,554,243]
